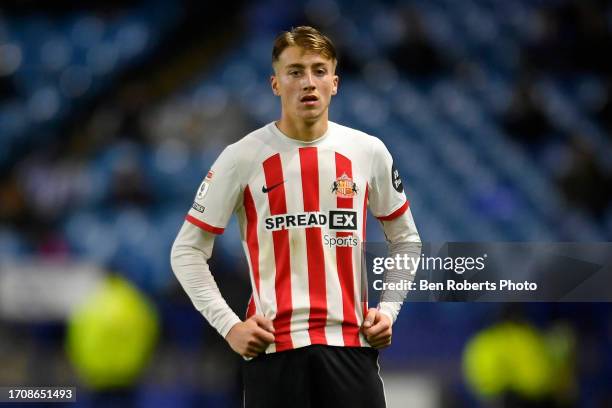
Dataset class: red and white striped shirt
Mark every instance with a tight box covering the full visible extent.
[185,121,410,353]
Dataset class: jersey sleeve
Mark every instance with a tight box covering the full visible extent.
[185,145,241,234]
[368,139,409,221]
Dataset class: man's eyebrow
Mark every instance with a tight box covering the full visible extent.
[285,62,329,69]
[285,63,305,69]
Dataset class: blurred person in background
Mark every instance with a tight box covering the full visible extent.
[557,135,612,220]
[171,26,421,408]
[463,306,577,408]
[501,73,553,150]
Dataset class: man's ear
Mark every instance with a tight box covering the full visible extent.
[270,75,280,96]
[331,74,339,96]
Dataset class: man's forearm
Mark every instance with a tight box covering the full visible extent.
[170,221,241,338]
[377,207,422,323]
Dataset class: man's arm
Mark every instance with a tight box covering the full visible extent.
[377,206,421,322]
[362,207,421,348]
[170,221,274,357]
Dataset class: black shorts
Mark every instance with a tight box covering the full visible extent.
[243,345,387,408]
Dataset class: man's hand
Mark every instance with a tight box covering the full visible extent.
[225,315,275,358]
[361,308,392,349]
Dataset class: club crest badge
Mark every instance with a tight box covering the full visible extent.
[331,173,358,198]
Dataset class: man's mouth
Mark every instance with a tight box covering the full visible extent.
[300,95,319,106]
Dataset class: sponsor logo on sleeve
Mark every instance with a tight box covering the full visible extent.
[391,163,403,193]
[191,202,205,213]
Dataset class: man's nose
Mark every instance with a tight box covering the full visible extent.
[301,72,315,90]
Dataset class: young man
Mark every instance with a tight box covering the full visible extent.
[171,26,421,408]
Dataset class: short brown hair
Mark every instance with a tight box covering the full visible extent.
[272,26,337,66]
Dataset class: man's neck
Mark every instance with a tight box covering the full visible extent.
[276,116,328,142]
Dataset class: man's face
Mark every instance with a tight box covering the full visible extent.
[271,46,338,123]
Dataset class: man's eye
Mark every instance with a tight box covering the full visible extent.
[289,71,300,77]
[316,69,326,75]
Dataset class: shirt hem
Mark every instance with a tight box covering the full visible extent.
[268,337,372,354]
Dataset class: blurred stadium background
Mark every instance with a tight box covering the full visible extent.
[1,0,612,406]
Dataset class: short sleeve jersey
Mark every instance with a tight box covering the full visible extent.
[186,121,409,353]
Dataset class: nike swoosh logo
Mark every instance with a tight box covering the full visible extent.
[262,180,285,193]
